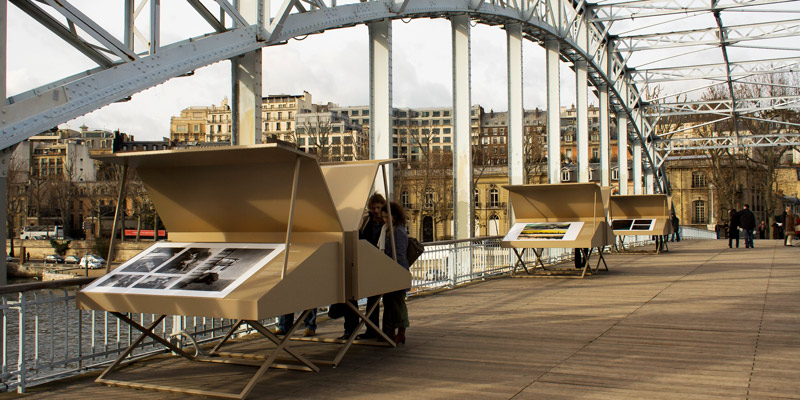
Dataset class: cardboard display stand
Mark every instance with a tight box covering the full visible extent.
[502,183,612,278]
[610,194,672,253]
[76,145,411,399]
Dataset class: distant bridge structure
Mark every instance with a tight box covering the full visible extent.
[1,0,799,283]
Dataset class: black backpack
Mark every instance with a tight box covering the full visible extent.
[407,237,424,265]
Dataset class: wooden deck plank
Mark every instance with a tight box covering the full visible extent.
[5,239,799,399]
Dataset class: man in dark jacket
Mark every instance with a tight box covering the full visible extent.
[728,209,740,248]
[739,204,756,248]
[670,212,680,242]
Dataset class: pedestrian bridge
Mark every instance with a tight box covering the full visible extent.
[6,238,798,399]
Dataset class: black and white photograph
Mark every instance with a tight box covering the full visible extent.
[133,276,179,290]
[613,219,655,231]
[172,248,275,293]
[120,247,183,273]
[154,247,213,274]
[97,274,144,288]
[82,243,285,298]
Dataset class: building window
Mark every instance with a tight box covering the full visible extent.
[424,189,436,210]
[193,124,200,133]
[401,191,410,209]
[489,188,499,208]
[692,172,708,188]
[693,200,706,224]
[561,170,571,182]
[612,169,619,180]
[474,188,480,207]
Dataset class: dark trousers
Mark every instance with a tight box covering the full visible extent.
[364,295,381,335]
[728,230,739,248]
[342,295,381,335]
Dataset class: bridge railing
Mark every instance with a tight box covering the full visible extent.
[1,229,708,392]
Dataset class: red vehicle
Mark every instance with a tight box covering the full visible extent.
[124,229,167,240]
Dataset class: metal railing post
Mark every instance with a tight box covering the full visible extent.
[17,292,25,393]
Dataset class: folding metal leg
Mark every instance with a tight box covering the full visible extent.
[578,248,594,278]
[595,247,609,271]
[97,311,320,399]
[293,300,394,367]
[512,248,529,275]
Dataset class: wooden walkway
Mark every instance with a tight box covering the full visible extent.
[6,239,799,399]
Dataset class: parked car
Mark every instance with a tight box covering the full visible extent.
[79,255,105,269]
[64,255,79,264]
[45,254,65,264]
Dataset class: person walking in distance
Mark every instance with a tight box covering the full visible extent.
[783,205,796,246]
[670,212,680,242]
[728,208,740,248]
[739,204,756,248]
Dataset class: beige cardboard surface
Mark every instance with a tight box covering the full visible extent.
[321,163,382,232]
[504,183,606,222]
[610,194,671,236]
[353,240,412,298]
[76,242,342,319]
[321,160,412,300]
[502,183,609,248]
[80,145,347,319]
[94,144,343,237]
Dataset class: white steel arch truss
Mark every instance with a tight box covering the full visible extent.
[5,0,800,194]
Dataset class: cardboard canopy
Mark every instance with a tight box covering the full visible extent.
[610,194,672,236]
[91,144,342,243]
[502,183,611,249]
[78,145,410,319]
[320,160,412,300]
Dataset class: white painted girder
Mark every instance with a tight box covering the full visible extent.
[648,95,800,118]
[616,19,800,52]
[589,0,794,22]
[4,0,670,190]
[0,26,262,151]
[631,56,800,84]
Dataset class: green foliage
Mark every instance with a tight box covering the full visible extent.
[49,239,71,256]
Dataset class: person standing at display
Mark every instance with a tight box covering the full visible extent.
[670,212,680,242]
[783,205,796,246]
[739,204,756,248]
[337,193,386,340]
[380,201,410,344]
[728,208,740,248]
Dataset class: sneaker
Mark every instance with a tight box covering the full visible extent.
[303,328,316,337]
[272,328,286,336]
[336,332,352,340]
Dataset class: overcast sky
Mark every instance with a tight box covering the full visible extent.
[8,1,795,141]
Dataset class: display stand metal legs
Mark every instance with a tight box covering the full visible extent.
[511,247,608,278]
[293,300,396,367]
[97,310,319,399]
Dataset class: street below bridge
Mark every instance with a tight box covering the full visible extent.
[5,239,799,399]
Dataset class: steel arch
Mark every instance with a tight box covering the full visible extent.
[4,0,670,191]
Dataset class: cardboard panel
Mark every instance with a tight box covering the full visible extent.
[610,194,671,236]
[77,242,343,320]
[93,144,343,237]
[353,240,413,298]
[321,163,381,232]
[502,221,606,249]
[504,183,605,222]
[610,194,669,219]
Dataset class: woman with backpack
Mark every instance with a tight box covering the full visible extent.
[380,201,410,344]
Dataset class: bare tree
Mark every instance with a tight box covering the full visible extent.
[293,113,333,162]
[6,153,28,256]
